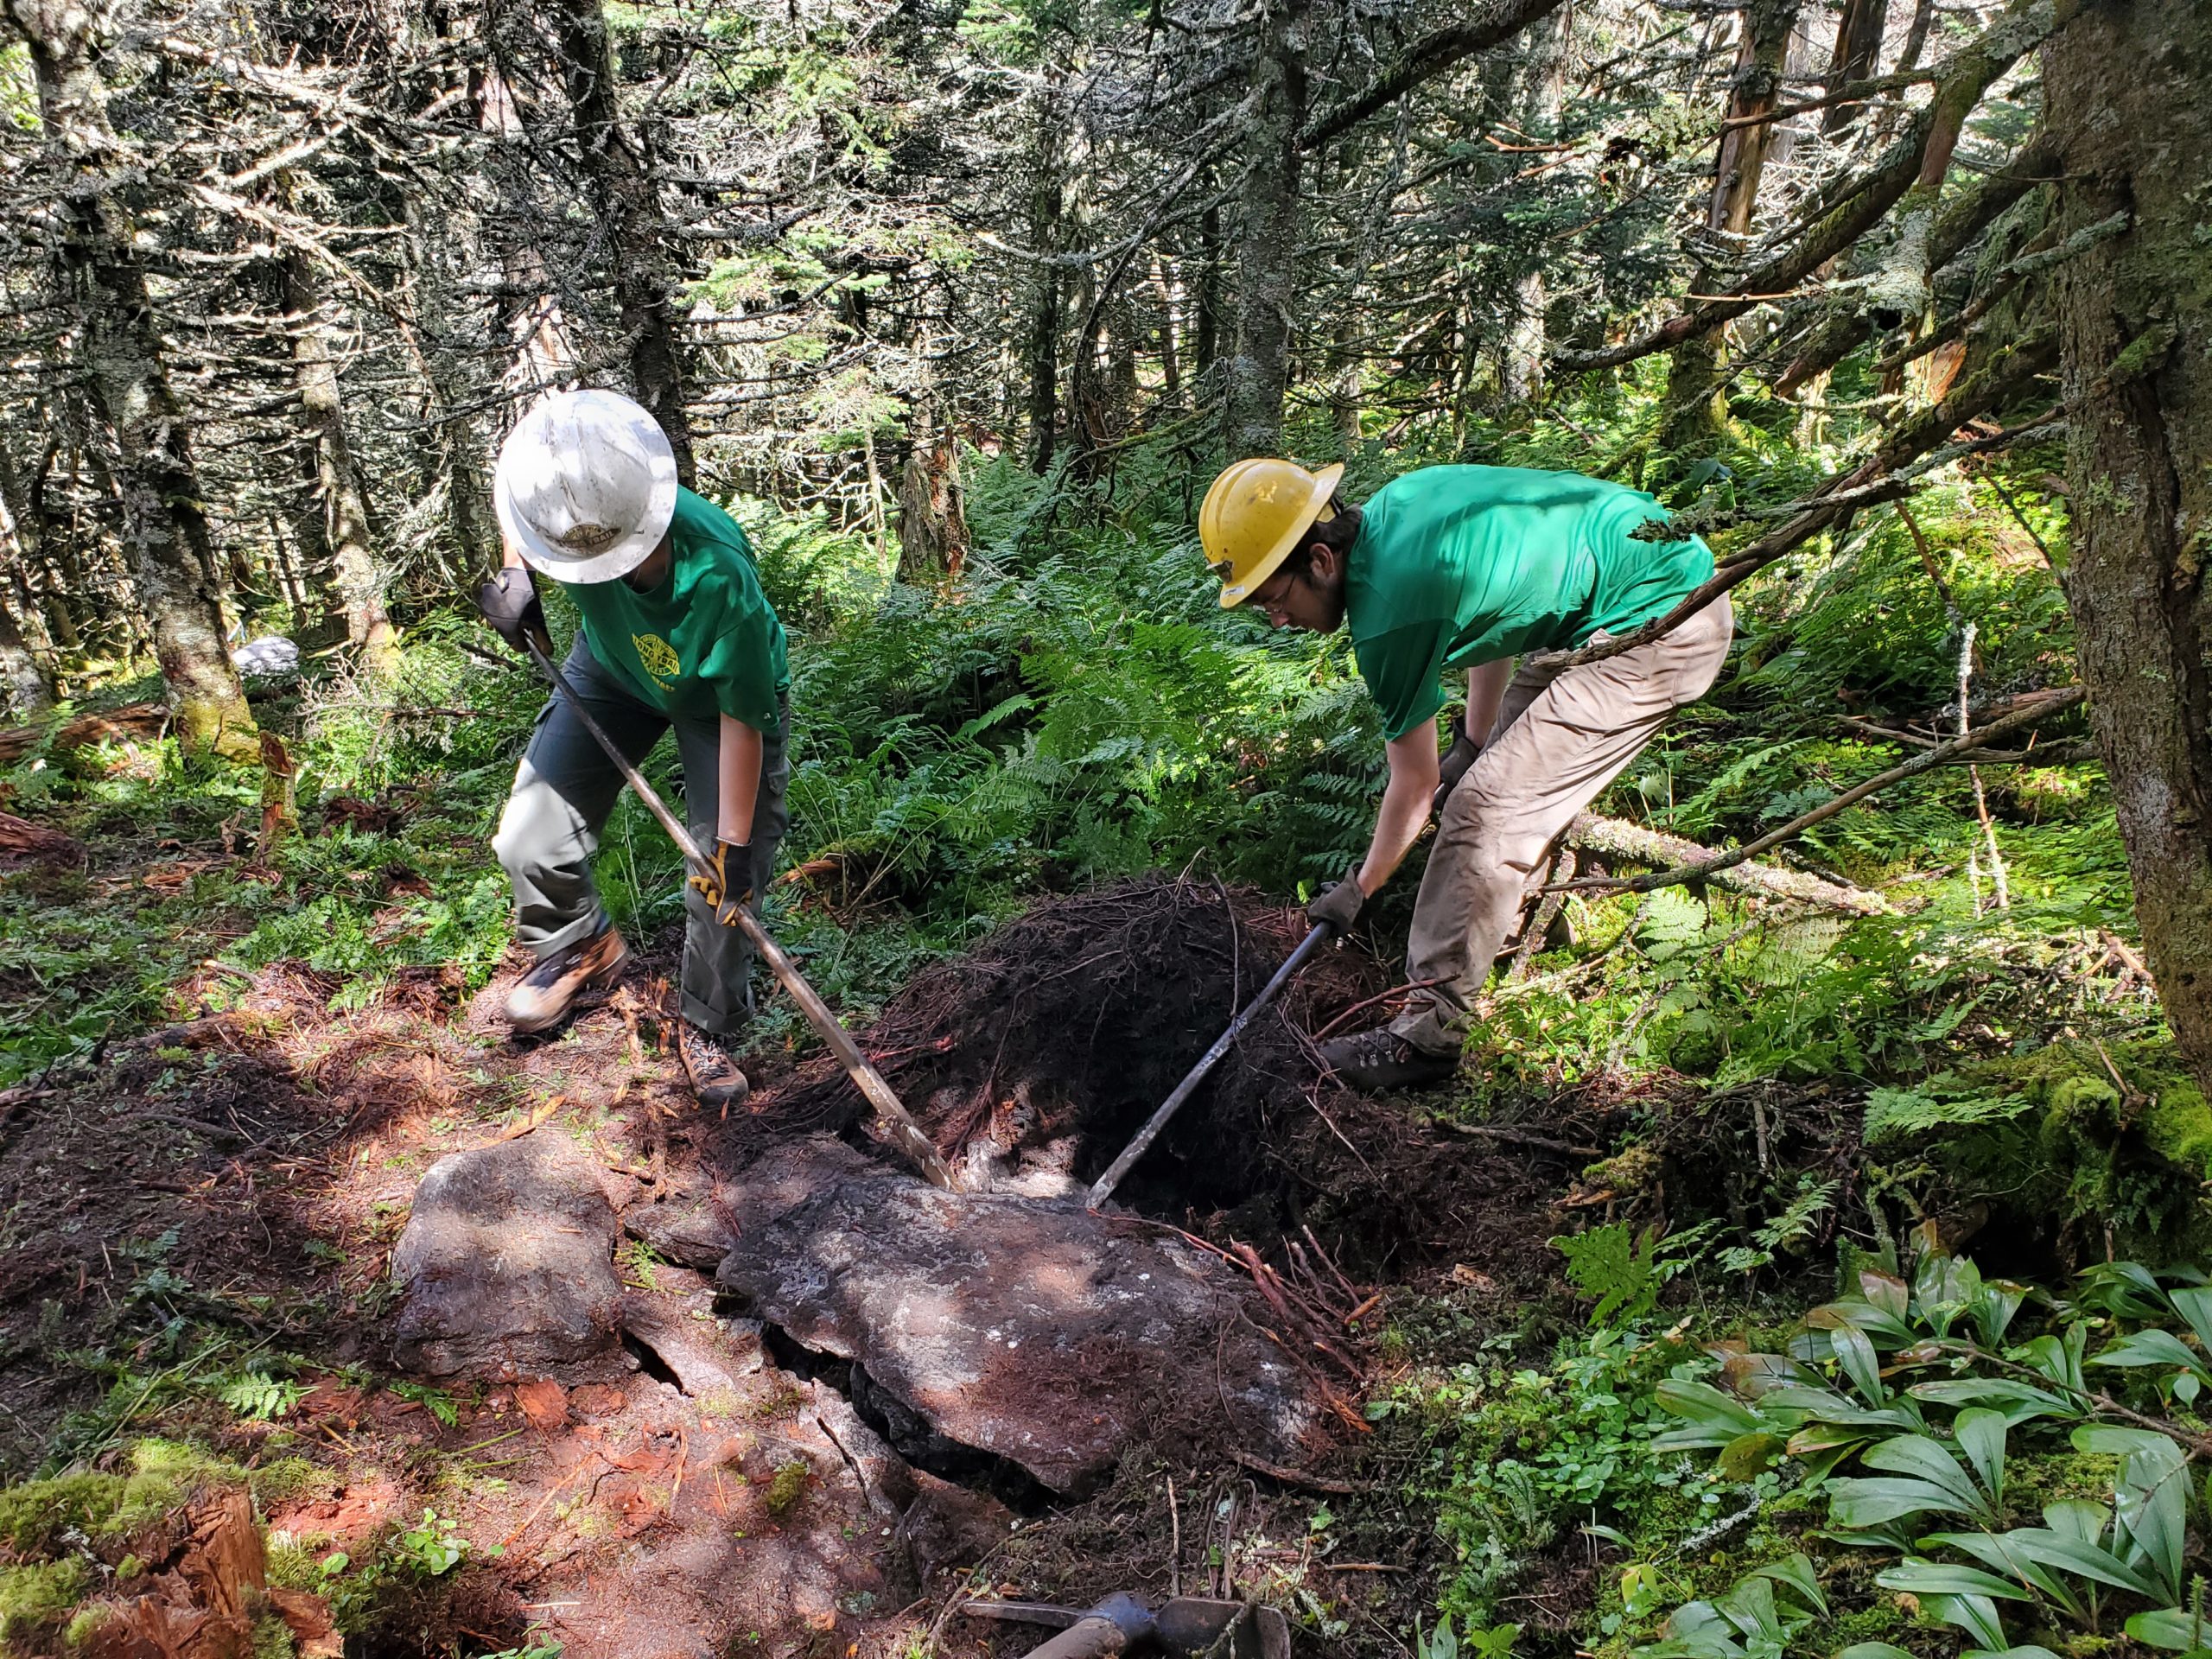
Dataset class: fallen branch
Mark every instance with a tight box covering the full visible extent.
[1567,812,1891,914]
[1837,715,2096,766]
[1433,1121,1599,1157]
[1227,1448,1356,1493]
[1553,688,2087,899]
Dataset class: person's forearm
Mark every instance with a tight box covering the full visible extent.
[501,532,526,570]
[1465,658,1514,742]
[1357,769,1433,893]
[1355,720,1443,893]
[718,715,763,844]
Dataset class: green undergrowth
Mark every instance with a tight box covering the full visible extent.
[1397,1230,2212,1658]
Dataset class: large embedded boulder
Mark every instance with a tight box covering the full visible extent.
[715,1137,1325,1493]
[391,1135,626,1381]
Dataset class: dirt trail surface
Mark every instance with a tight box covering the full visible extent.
[0,865,1588,1656]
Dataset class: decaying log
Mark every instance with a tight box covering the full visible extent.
[1567,811,1891,915]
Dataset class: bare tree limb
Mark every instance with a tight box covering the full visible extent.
[1554,0,2061,373]
[1300,0,1573,149]
[1553,688,2088,899]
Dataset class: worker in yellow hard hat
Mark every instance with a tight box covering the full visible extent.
[1202,456,1732,1092]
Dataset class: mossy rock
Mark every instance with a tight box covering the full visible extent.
[1881,1039,2212,1265]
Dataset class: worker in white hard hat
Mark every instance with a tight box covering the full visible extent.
[476,388,788,1109]
[1200,457,1732,1093]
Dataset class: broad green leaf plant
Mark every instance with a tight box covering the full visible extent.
[1635,1236,2212,1656]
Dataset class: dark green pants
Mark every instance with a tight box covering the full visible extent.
[492,635,790,1035]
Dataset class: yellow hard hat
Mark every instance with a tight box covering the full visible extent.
[1199,458,1346,608]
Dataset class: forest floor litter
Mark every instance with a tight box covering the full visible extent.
[0,848,1607,1658]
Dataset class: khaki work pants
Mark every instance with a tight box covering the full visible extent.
[492,635,791,1037]
[1390,595,1734,1056]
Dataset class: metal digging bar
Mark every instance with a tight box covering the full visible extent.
[522,637,958,1192]
[1086,921,1335,1210]
[960,1594,1292,1659]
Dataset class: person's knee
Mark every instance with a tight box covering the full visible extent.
[493,788,569,880]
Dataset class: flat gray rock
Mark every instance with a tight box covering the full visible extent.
[715,1138,1324,1493]
[392,1135,626,1381]
[622,1167,736,1269]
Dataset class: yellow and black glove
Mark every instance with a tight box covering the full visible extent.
[688,839,754,927]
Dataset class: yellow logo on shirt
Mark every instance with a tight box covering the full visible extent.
[633,632,680,687]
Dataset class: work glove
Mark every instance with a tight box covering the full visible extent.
[1306,865,1365,934]
[1433,713,1484,816]
[477,567,552,658]
[688,838,754,927]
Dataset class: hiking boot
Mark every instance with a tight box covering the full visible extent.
[503,928,632,1033]
[1316,1026,1457,1092]
[679,1022,751,1110]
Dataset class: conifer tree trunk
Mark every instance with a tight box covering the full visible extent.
[284,251,397,677]
[1498,10,1567,404]
[1023,95,1066,474]
[549,0,696,483]
[0,462,54,715]
[1662,0,1801,460]
[2045,0,2212,1094]
[1222,0,1309,458]
[0,432,74,664]
[0,588,51,718]
[3,0,255,758]
[1821,0,1888,132]
[1193,198,1222,394]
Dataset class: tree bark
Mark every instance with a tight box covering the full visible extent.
[1023,92,1065,474]
[4,0,256,759]
[1498,10,1567,405]
[1223,0,1309,457]
[0,431,73,666]
[895,407,969,584]
[284,251,397,677]
[549,0,696,484]
[1663,0,1802,459]
[0,586,53,719]
[1821,0,1889,133]
[1193,198,1223,393]
[0,450,54,716]
[2045,0,2212,1092]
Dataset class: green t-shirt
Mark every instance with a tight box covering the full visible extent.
[559,487,791,731]
[1344,465,1714,739]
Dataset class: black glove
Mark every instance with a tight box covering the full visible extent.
[477,567,552,657]
[1433,713,1484,816]
[688,838,754,926]
[1306,865,1365,934]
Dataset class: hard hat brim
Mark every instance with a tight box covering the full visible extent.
[493,418,680,586]
[1217,461,1345,608]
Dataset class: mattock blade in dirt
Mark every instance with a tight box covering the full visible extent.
[522,637,959,1191]
[1087,921,1335,1208]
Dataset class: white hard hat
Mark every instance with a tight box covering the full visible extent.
[493,389,678,582]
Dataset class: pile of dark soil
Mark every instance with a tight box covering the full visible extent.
[734,875,1509,1270]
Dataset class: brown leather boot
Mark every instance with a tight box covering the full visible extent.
[503,928,632,1034]
[678,1022,751,1110]
[1316,1026,1456,1092]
